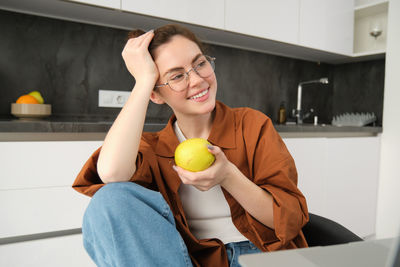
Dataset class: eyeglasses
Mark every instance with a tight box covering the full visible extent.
[155,55,216,92]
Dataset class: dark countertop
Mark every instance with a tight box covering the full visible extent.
[0,117,382,141]
[0,116,164,133]
[273,123,382,134]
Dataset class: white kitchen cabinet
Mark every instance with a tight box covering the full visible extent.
[64,0,121,9]
[0,141,102,237]
[283,135,381,238]
[121,0,225,30]
[284,138,327,217]
[225,0,300,44]
[0,234,95,267]
[324,137,380,239]
[0,141,101,190]
[0,0,364,63]
[0,141,102,265]
[299,0,354,55]
[353,0,388,56]
[0,187,90,238]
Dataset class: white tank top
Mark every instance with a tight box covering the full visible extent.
[173,121,248,244]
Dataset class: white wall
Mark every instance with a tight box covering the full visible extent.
[376,0,400,239]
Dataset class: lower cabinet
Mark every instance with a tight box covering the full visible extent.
[0,140,102,266]
[0,234,95,267]
[0,187,90,238]
[0,135,381,265]
[283,136,381,238]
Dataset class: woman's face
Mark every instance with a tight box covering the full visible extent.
[151,35,217,119]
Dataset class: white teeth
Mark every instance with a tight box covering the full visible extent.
[190,89,208,99]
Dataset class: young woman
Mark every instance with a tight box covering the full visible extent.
[73,24,309,267]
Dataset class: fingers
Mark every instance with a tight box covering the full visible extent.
[207,145,226,162]
[173,165,194,179]
[124,30,154,51]
[207,144,218,154]
[121,30,159,84]
[173,165,198,183]
[140,30,154,48]
[127,30,153,48]
[173,165,215,191]
[172,145,226,191]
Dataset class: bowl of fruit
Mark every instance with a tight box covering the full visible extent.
[11,91,51,120]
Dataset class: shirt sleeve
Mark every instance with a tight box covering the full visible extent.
[244,112,309,249]
[72,140,155,197]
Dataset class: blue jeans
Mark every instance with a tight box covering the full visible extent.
[82,182,262,266]
[225,241,262,267]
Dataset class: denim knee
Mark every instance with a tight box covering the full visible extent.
[83,182,172,226]
[84,182,133,216]
[82,182,192,267]
[92,181,140,204]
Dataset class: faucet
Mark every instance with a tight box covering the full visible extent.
[293,78,329,124]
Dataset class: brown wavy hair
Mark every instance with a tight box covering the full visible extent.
[127,24,207,58]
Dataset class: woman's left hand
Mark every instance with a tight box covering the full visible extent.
[173,145,235,191]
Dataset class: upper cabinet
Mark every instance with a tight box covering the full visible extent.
[299,0,354,56]
[66,0,120,9]
[353,0,388,57]
[121,0,224,30]
[225,0,300,44]
[0,0,381,63]
[225,0,355,57]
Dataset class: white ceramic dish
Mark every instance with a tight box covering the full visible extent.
[11,103,52,120]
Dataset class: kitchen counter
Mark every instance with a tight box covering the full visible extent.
[273,123,382,138]
[0,117,382,141]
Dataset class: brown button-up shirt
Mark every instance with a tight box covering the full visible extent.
[72,101,309,266]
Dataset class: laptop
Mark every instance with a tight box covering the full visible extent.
[387,234,400,267]
[239,236,400,267]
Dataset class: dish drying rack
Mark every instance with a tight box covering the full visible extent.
[331,112,376,127]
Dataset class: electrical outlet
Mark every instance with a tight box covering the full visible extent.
[98,89,131,108]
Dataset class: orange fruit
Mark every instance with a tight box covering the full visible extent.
[16,95,40,104]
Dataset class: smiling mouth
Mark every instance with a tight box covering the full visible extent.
[189,88,209,100]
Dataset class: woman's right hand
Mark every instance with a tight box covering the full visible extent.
[122,30,159,88]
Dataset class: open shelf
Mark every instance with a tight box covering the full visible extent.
[355,1,388,19]
[353,0,388,56]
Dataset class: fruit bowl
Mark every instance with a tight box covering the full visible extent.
[11,103,52,120]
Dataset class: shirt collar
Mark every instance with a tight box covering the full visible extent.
[155,101,236,158]
[173,121,187,143]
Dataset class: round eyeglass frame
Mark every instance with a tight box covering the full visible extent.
[154,55,216,92]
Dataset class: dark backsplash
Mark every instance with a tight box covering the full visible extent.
[0,10,385,125]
